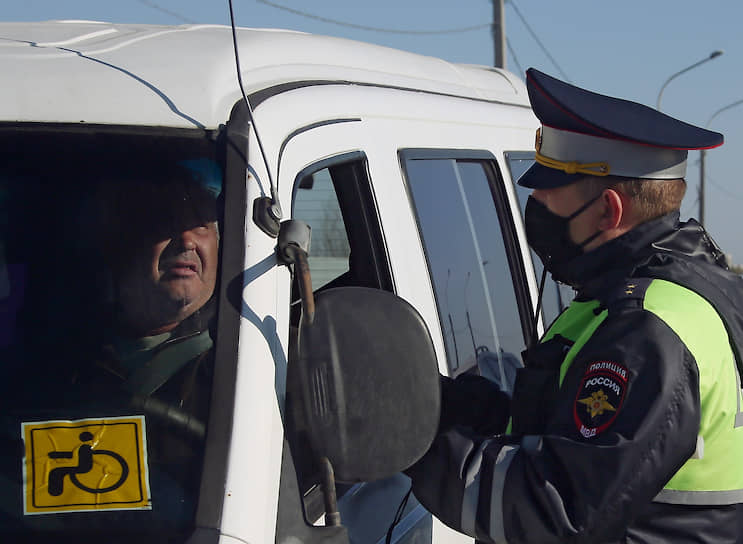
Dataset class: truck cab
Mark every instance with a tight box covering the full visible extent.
[0,21,556,543]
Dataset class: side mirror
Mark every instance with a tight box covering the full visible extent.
[295,286,440,483]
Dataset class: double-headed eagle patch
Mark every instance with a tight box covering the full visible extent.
[573,361,628,438]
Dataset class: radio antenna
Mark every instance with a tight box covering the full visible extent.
[228,0,283,236]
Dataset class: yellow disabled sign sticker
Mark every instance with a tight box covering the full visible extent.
[22,416,151,514]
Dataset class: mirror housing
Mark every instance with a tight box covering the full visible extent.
[295,286,440,483]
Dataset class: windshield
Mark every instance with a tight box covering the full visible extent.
[0,127,224,543]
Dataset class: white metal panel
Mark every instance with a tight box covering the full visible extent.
[219,159,286,543]
[263,97,445,374]
[432,517,480,544]
[0,21,529,128]
[222,84,537,543]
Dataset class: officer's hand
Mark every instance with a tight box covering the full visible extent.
[438,373,510,436]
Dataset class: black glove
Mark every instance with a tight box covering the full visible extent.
[438,373,510,436]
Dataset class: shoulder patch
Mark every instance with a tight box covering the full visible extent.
[573,361,628,438]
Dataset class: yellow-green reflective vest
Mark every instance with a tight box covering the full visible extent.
[545,279,743,505]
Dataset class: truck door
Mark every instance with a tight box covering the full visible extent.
[279,148,433,544]
[278,145,538,544]
[261,85,537,544]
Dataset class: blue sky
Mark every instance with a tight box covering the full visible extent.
[5,1,743,261]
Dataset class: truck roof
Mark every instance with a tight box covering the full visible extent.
[0,20,530,129]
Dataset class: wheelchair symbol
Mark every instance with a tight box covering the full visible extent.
[47,431,129,496]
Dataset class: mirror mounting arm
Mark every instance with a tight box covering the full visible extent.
[278,220,315,323]
[320,457,341,526]
[292,248,315,325]
[279,219,342,526]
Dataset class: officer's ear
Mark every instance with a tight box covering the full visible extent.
[598,188,625,231]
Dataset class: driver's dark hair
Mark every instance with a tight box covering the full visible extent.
[96,163,219,268]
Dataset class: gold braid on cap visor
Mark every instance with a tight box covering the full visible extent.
[535,149,611,176]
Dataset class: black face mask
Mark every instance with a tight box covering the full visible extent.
[525,194,602,284]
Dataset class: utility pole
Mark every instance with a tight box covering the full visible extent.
[492,0,506,68]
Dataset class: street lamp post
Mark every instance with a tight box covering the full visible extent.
[699,98,743,225]
[656,50,724,111]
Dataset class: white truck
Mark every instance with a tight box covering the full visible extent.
[0,20,557,544]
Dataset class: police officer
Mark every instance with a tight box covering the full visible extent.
[406,68,743,543]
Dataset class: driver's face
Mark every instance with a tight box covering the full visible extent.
[150,221,219,317]
[118,220,219,336]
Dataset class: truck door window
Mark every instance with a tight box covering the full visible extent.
[292,168,351,290]
[292,157,392,293]
[402,152,529,391]
[282,154,431,544]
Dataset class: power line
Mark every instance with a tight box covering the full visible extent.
[256,0,491,35]
[506,37,524,77]
[135,0,196,24]
[506,0,571,82]
[706,173,743,200]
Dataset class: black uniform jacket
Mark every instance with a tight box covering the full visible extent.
[408,212,743,543]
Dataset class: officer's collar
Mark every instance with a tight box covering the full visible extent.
[560,212,680,294]
[568,210,730,301]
